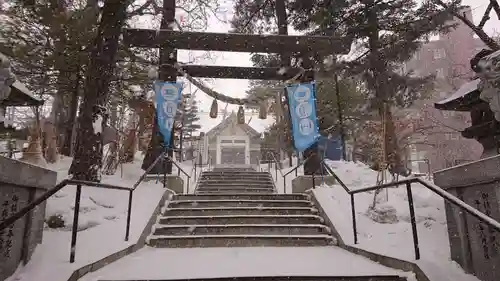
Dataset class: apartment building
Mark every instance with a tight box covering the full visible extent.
[401,6,485,173]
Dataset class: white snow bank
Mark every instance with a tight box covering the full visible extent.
[313,160,481,281]
[7,155,166,281]
[80,247,414,281]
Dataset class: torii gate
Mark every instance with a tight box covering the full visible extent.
[123,0,352,175]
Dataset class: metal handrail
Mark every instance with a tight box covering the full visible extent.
[165,155,191,192]
[283,155,312,178]
[281,155,313,193]
[319,162,500,260]
[268,152,284,177]
[132,152,166,190]
[0,153,167,263]
[0,179,131,263]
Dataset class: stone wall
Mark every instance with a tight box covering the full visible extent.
[0,156,56,281]
[434,155,500,281]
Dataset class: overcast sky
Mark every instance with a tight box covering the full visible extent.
[141,0,500,129]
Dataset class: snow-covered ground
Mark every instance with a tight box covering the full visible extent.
[6,154,168,281]
[5,155,483,281]
[80,246,414,281]
[304,160,481,281]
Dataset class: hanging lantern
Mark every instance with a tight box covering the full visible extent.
[237,105,245,124]
[209,99,218,118]
[258,102,267,119]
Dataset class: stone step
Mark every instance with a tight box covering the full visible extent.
[163,206,317,216]
[147,234,336,248]
[174,194,309,201]
[200,172,270,175]
[99,275,407,281]
[212,168,256,172]
[202,171,270,174]
[197,186,275,190]
[200,172,271,176]
[199,177,273,181]
[153,224,330,236]
[195,189,275,194]
[197,181,274,186]
[158,214,323,225]
[168,199,313,208]
[198,179,274,183]
[197,183,274,188]
[196,185,274,192]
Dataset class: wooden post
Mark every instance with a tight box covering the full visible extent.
[301,55,321,175]
[142,0,177,174]
[160,0,177,174]
[275,0,291,166]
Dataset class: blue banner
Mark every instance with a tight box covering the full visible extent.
[286,82,320,152]
[154,81,183,147]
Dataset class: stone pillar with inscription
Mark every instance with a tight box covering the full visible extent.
[0,156,56,281]
[433,49,500,281]
[434,157,500,281]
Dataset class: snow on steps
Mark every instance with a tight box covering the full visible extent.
[197,179,274,184]
[177,194,309,200]
[152,224,331,236]
[80,247,411,281]
[163,206,318,216]
[168,199,313,208]
[196,171,275,194]
[97,276,407,281]
[157,214,325,225]
[147,234,337,247]
[195,188,275,194]
[146,190,335,248]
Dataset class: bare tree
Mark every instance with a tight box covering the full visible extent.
[434,0,500,50]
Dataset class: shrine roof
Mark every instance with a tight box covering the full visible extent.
[1,81,44,107]
[434,79,483,111]
[205,112,271,138]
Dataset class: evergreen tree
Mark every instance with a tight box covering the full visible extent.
[69,0,129,181]
[0,0,154,158]
[173,90,201,160]
[181,92,202,138]
[231,0,458,170]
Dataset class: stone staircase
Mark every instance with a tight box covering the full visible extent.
[196,169,275,194]
[98,277,407,281]
[84,167,410,281]
[146,168,336,248]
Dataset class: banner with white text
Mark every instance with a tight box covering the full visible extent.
[154,81,182,147]
[286,82,320,152]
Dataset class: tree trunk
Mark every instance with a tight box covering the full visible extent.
[142,0,177,174]
[69,0,129,181]
[141,116,166,173]
[365,0,402,207]
[61,64,81,156]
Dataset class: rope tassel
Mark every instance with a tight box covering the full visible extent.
[209,99,218,118]
[237,106,245,124]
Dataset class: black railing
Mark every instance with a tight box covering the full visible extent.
[282,155,313,194]
[0,153,167,263]
[165,155,191,192]
[320,163,500,260]
[267,152,284,179]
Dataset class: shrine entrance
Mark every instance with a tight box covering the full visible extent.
[217,136,249,166]
[127,0,352,175]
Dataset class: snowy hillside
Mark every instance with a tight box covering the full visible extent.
[6,155,169,281]
[315,160,479,281]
